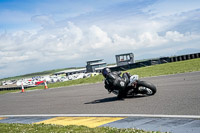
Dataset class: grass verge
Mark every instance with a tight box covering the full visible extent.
[1,58,200,94]
[0,123,164,133]
[127,57,200,77]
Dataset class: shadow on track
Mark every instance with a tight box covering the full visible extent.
[84,97,122,104]
[85,95,146,104]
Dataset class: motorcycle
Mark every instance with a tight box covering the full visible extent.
[105,74,157,98]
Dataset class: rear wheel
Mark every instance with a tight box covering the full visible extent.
[137,80,156,95]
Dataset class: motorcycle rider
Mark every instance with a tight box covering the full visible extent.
[102,67,130,98]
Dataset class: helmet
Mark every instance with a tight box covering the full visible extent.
[102,67,111,78]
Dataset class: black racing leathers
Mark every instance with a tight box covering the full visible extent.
[104,71,130,92]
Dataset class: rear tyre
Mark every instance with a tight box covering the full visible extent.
[137,80,157,95]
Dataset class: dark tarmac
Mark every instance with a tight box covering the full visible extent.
[0,71,200,115]
[1,71,200,133]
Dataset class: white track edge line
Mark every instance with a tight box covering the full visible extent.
[1,114,200,119]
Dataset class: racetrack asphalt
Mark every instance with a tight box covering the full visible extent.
[1,71,200,132]
[0,71,200,115]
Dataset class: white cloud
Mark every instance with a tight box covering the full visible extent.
[89,25,112,49]
[165,31,200,42]
[112,34,137,49]
[165,31,184,41]
[1,2,200,79]
[138,32,167,47]
[1,21,199,67]
[1,0,200,79]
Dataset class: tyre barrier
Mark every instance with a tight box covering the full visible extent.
[170,53,200,62]
[0,85,31,91]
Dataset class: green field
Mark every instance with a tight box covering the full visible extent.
[127,57,200,77]
[1,58,200,94]
[0,123,164,133]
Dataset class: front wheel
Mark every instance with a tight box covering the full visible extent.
[137,80,157,95]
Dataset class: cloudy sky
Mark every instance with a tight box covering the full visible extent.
[0,0,200,79]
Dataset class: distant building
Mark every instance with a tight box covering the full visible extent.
[115,53,134,66]
[54,59,106,76]
[86,59,106,73]
[54,68,86,76]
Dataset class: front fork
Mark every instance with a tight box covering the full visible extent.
[128,80,139,95]
[131,80,138,89]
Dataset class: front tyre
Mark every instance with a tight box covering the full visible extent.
[137,80,157,95]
